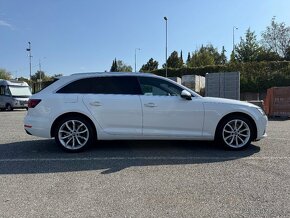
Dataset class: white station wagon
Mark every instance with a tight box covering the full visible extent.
[24,72,267,152]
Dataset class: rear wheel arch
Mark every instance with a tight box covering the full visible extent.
[215,112,257,141]
[50,112,97,138]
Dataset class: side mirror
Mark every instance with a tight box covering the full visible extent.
[181,90,192,100]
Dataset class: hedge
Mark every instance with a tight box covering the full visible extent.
[151,61,290,92]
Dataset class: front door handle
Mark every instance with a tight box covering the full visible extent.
[144,103,157,108]
[90,101,102,107]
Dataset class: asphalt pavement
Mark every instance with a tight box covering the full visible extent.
[0,110,289,217]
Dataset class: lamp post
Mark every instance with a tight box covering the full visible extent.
[26,42,32,80]
[164,16,168,77]
[134,48,141,72]
[232,26,238,55]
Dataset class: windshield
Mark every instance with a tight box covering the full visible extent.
[8,86,32,97]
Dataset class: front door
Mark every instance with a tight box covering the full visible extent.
[138,76,204,138]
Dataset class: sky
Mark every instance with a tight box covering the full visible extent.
[1,0,290,78]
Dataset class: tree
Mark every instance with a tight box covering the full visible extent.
[164,51,183,68]
[116,60,132,72]
[261,17,290,58]
[110,59,132,72]
[179,50,184,66]
[221,46,227,64]
[186,52,191,66]
[140,58,159,72]
[17,77,30,83]
[31,71,51,82]
[52,73,63,78]
[110,58,118,72]
[285,46,290,61]
[235,28,260,62]
[0,68,12,80]
[256,48,281,62]
[187,44,222,67]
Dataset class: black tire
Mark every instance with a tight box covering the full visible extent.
[6,104,13,111]
[216,116,254,150]
[54,116,95,152]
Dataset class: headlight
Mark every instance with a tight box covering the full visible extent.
[257,107,265,116]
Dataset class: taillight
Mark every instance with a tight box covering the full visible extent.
[28,99,42,108]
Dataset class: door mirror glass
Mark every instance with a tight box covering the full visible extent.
[181,90,192,100]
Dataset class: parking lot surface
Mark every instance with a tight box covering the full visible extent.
[0,111,289,217]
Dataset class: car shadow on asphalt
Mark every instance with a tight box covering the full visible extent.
[0,139,260,175]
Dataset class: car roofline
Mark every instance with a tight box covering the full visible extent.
[70,72,155,77]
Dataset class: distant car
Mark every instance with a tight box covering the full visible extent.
[0,79,32,111]
[24,72,267,152]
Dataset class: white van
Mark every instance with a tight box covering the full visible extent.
[0,79,32,111]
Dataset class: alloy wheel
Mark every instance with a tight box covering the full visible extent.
[58,120,89,150]
[222,119,251,148]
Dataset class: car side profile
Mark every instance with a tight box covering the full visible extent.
[24,72,267,152]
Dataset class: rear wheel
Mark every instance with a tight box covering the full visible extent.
[6,104,13,111]
[217,116,253,150]
[54,116,95,152]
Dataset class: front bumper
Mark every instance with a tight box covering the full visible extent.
[255,115,268,141]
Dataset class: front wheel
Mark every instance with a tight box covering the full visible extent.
[217,116,253,150]
[55,116,95,152]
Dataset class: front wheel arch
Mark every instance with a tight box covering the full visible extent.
[215,112,257,142]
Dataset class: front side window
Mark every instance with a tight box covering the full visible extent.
[57,76,142,95]
[138,77,183,96]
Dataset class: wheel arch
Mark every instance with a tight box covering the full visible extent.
[214,112,257,141]
[50,112,97,138]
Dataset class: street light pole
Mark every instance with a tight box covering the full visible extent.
[233,26,238,55]
[26,42,32,80]
[164,16,168,77]
[134,48,141,72]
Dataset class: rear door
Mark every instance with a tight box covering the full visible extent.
[82,76,143,136]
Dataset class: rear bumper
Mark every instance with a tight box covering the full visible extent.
[24,115,52,138]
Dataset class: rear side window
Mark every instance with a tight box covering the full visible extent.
[57,76,142,95]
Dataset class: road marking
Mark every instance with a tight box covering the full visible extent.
[267,137,290,141]
[0,156,289,162]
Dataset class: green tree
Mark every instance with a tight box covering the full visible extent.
[116,60,132,72]
[235,28,260,62]
[285,46,290,61]
[261,17,290,58]
[140,58,159,72]
[179,50,184,66]
[256,48,281,61]
[31,71,51,82]
[230,50,236,63]
[0,68,12,80]
[221,46,227,64]
[186,52,191,66]
[188,45,220,67]
[110,58,118,72]
[164,51,183,68]
[17,77,30,83]
[51,73,63,78]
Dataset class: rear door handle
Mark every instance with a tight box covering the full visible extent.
[144,103,157,108]
[90,101,102,107]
